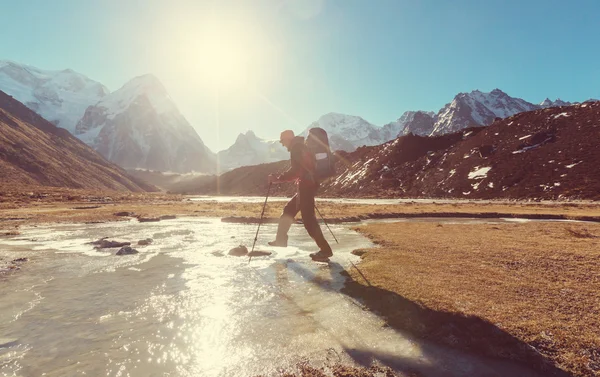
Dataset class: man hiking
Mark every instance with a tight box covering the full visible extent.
[268,129,333,262]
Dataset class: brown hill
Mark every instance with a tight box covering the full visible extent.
[0,90,155,192]
[184,102,600,200]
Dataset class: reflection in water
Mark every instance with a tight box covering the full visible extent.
[0,218,543,377]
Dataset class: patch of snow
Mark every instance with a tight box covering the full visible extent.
[566,161,581,168]
[468,166,491,180]
[449,169,456,177]
[554,182,561,187]
[518,134,532,140]
[553,112,570,119]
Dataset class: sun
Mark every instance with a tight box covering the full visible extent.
[199,26,250,91]
[173,14,270,94]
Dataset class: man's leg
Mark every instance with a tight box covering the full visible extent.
[299,184,332,258]
[268,194,299,247]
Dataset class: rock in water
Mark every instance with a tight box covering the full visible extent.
[248,250,272,257]
[138,217,160,223]
[228,245,249,256]
[138,238,153,246]
[116,246,139,255]
[91,239,131,249]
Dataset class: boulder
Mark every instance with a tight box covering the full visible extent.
[138,217,160,223]
[91,238,131,249]
[248,250,272,257]
[116,246,139,255]
[11,257,28,263]
[228,245,249,256]
[137,238,153,246]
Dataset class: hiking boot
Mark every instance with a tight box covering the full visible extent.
[310,250,333,262]
[268,239,287,247]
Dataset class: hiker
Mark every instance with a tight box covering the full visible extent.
[268,129,333,262]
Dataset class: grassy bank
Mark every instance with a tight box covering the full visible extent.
[343,221,600,376]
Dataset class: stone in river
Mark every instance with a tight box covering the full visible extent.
[228,245,249,256]
[116,246,139,255]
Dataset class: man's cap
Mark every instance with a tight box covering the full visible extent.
[279,130,295,142]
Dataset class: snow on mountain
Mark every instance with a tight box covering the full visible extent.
[539,98,572,108]
[302,112,381,152]
[217,130,288,170]
[0,60,108,132]
[430,89,539,136]
[75,74,215,173]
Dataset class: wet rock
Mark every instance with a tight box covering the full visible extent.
[114,211,135,217]
[351,249,367,257]
[0,338,18,348]
[91,238,131,249]
[228,245,249,256]
[159,215,176,220]
[116,246,139,255]
[11,257,28,263]
[138,217,160,223]
[248,250,272,257]
[137,238,153,246]
[1,231,20,237]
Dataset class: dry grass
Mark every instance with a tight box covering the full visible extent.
[1,184,599,228]
[345,221,600,376]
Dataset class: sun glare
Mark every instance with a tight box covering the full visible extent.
[200,26,249,90]
[176,14,272,93]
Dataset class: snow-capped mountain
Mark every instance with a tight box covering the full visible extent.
[0,60,108,132]
[539,98,572,108]
[75,74,215,173]
[217,130,288,170]
[380,111,437,139]
[302,113,381,152]
[430,89,539,136]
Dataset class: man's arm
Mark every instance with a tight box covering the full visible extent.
[270,146,301,183]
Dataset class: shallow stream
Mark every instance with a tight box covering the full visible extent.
[0,217,544,376]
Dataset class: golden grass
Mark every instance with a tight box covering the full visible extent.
[346,221,600,376]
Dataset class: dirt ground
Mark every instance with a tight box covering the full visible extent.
[344,221,600,377]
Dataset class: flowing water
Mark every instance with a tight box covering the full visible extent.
[0,217,544,377]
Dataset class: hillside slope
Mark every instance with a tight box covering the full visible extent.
[0,90,155,191]
[184,102,600,200]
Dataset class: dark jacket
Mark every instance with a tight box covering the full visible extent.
[277,136,315,184]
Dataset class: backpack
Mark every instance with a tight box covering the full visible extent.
[305,127,336,181]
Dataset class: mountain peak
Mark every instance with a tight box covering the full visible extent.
[121,74,166,93]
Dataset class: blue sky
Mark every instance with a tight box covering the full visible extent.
[1,0,599,151]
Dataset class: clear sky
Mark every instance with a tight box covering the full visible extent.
[1,0,599,151]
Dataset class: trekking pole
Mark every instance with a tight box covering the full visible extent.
[249,182,272,263]
[314,204,339,244]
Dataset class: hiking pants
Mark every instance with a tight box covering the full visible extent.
[276,182,332,253]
